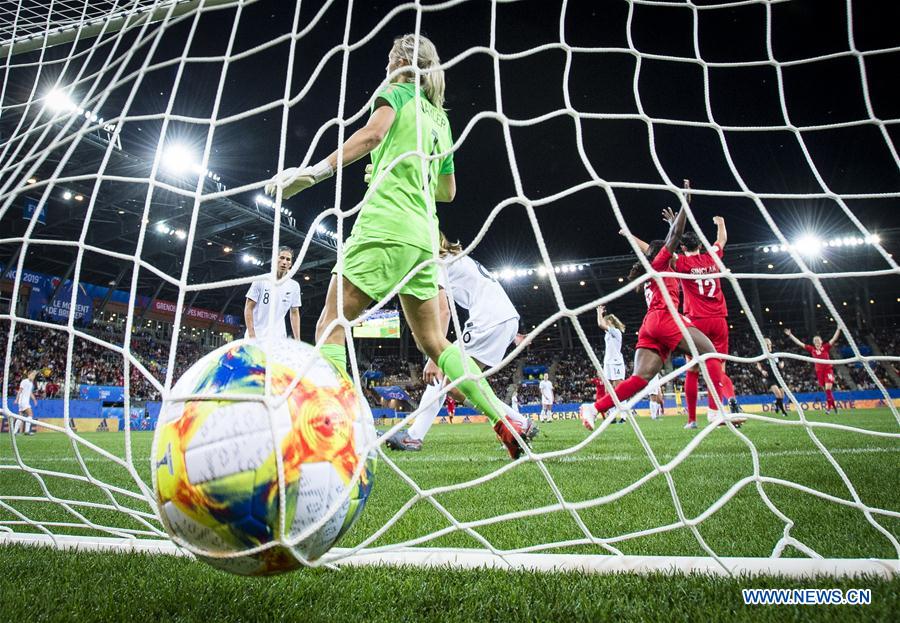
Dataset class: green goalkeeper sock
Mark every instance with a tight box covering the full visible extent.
[320,343,349,380]
[437,344,503,425]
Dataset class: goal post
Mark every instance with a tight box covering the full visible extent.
[1,0,899,579]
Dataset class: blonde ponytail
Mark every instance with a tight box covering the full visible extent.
[390,34,446,109]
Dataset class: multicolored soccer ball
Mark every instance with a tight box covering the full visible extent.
[152,338,376,575]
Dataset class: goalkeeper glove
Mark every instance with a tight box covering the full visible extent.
[264,159,333,199]
[364,163,373,184]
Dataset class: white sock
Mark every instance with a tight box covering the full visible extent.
[407,382,443,442]
[502,403,528,427]
[609,406,619,420]
[650,402,659,419]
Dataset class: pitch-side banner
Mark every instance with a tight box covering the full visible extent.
[373,386,413,402]
[78,385,126,402]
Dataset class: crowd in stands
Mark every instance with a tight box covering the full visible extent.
[1,323,206,401]
[3,318,896,410]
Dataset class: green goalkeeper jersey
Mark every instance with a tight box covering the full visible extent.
[350,82,455,253]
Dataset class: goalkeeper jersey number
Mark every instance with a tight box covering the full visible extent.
[351,82,455,253]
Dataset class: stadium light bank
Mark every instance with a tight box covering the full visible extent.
[761,233,882,257]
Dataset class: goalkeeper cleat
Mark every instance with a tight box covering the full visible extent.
[729,398,740,413]
[579,403,598,431]
[524,419,540,442]
[384,431,422,452]
[493,418,531,460]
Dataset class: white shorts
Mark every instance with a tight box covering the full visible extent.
[603,362,626,381]
[458,317,518,368]
[16,401,31,413]
[647,374,662,395]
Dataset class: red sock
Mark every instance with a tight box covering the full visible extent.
[685,370,698,423]
[721,374,735,400]
[702,359,727,409]
[594,375,648,415]
[825,389,836,409]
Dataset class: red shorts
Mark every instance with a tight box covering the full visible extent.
[688,316,729,355]
[816,367,835,386]
[636,309,693,361]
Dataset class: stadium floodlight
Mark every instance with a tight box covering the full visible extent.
[255,193,273,207]
[793,234,823,257]
[61,190,72,200]
[174,229,187,240]
[500,268,515,280]
[161,144,197,172]
[537,266,547,277]
[155,222,167,233]
[222,246,232,253]
[45,87,75,112]
[242,253,253,264]
[27,177,37,185]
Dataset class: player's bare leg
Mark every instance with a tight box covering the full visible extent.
[315,275,373,377]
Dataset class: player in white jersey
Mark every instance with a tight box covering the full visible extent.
[647,373,664,420]
[538,373,554,423]
[244,246,302,340]
[595,304,627,422]
[387,234,535,453]
[14,369,38,435]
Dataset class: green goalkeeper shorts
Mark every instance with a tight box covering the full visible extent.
[333,238,439,302]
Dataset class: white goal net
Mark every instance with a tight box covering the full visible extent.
[1,0,899,578]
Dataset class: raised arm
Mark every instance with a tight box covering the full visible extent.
[713,215,727,248]
[618,228,650,254]
[596,304,609,331]
[783,328,806,349]
[829,326,842,345]
[662,204,687,253]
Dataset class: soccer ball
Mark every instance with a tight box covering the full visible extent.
[152,338,376,575]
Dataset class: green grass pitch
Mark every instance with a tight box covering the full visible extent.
[1,410,899,621]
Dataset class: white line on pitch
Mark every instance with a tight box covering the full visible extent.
[0,445,897,466]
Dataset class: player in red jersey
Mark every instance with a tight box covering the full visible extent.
[446,395,456,424]
[581,199,733,432]
[674,215,739,427]
[784,326,842,414]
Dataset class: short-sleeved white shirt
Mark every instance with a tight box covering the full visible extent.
[17,378,34,411]
[437,255,519,330]
[539,379,554,404]
[603,327,624,366]
[245,278,301,339]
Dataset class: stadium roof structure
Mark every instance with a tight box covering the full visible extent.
[0,111,339,323]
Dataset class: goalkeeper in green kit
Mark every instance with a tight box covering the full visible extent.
[265,34,533,459]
